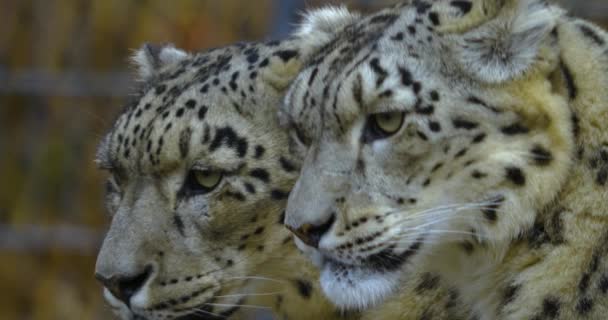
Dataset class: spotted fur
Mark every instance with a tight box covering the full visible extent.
[94,33,362,319]
[281,1,608,319]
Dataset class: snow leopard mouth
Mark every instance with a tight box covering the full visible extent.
[316,238,424,310]
[326,237,424,272]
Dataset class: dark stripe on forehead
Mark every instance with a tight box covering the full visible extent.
[179,127,192,159]
[369,58,389,87]
[399,66,414,86]
[209,126,248,158]
[312,50,373,123]
[352,73,364,110]
[294,11,402,134]
[173,215,185,236]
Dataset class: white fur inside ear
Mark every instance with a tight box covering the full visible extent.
[454,0,562,83]
[294,6,360,55]
[158,46,189,65]
[296,6,360,37]
[131,44,189,81]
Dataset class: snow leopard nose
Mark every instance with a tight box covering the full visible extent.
[287,213,335,248]
[95,265,152,306]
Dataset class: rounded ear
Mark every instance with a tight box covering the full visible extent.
[260,6,360,91]
[131,43,190,81]
[95,133,112,170]
[447,0,563,83]
[294,6,361,58]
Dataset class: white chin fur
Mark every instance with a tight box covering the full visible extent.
[320,263,400,311]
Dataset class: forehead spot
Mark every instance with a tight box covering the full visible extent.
[186,99,197,109]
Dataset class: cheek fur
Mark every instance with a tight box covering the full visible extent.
[372,140,392,154]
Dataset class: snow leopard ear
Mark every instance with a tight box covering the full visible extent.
[449,0,562,83]
[259,6,360,91]
[259,7,360,92]
[95,133,112,170]
[294,6,361,57]
[131,43,190,81]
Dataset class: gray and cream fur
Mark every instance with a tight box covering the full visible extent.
[281,0,608,319]
[94,10,460,320]
[94,38,348,320]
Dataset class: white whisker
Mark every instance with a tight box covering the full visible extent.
[392,202,498,228]
[223,276,287,284]
[191,308,225,319]
[399,229,487,238]
[214,291,285,298]
[387,202,470,218]
[204,302,271,310]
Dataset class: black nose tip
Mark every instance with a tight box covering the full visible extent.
[287,214,336,248]
[95,266,152,306]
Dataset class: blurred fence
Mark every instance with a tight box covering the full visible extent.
[0,0,606,319]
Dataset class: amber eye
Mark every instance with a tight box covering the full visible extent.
[372,112,405,134]
[195,170,222,188]
[184,169,223,195]
[363,112,406,143]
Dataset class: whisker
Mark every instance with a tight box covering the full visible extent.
[391,203,490,223]
[223,276,287,284]
[191,308,225,319]
[395,212,459,231]
[214,291,286,299]
[392,202,498,228]
[389,231,493,244]
[386,203,467,218]
[204,302,271,310]
[398,229,489,238]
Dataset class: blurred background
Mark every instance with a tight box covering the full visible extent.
[0,1,606,319]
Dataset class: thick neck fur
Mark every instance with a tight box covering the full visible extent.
[419,16,608,320]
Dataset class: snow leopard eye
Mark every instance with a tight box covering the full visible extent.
[184,169,223,196]
[363,111,406,142]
